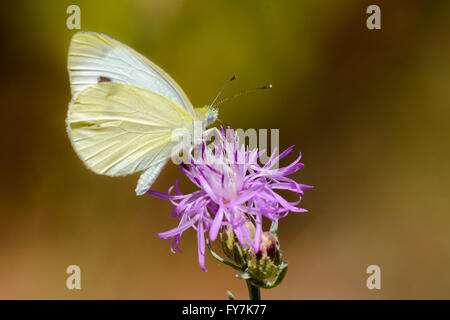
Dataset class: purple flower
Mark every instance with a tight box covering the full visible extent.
[148,127,312,271]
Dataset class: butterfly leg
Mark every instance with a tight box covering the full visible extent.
[202,127,224,142]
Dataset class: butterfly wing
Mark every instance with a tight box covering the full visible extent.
[67,82,193,194]
[135,159,169,196]
[68,31,195,118]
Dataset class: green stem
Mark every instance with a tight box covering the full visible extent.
[246,279,261,300]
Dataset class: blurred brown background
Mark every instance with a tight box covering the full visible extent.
[0,0,449,299]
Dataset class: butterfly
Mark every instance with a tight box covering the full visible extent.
[66,32,222,196]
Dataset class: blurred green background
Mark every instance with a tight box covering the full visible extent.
[0,0,449,299]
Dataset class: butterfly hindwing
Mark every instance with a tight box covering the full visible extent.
[67,82,192,180]
[135,159,170,195]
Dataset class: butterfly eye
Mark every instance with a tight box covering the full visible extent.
[207,108,218,126]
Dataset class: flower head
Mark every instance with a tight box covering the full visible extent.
[148,127,312,271]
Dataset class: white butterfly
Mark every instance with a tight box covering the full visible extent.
[66,32,219,195]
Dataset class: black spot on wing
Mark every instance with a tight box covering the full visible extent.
[98,76,112,83]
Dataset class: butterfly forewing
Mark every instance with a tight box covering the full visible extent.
[68,32,195,118]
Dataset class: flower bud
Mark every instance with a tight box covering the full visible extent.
[220,224,237,261]
[220,216,257,267]
[219,225,245,267]
[246,232,282,280]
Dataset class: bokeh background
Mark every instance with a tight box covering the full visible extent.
[0,0,449,299]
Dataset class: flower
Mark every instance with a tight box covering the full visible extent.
[148,127,312,271]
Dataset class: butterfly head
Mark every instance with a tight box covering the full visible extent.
[195,106,218,127]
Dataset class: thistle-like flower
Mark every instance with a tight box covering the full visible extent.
[148,127,312,271]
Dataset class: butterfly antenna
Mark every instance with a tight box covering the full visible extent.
[209,75,237,107]
[212,84,272,108]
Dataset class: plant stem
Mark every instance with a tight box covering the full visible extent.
[246,279,261,300]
